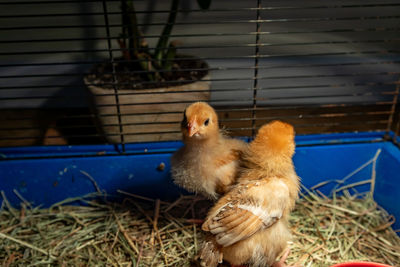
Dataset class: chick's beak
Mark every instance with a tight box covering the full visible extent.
[187,120,199,137]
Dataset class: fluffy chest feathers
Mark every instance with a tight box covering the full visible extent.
[170,140,243,199]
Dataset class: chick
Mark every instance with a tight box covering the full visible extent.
[170,102,248,200]
[200,121,300,267]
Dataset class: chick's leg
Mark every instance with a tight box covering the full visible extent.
[199,236,223,267]
[272,248,301,267]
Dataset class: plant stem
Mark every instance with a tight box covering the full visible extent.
[121,0,142,59]
[154,0,180,67]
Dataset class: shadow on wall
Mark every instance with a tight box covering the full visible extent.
[0,0,399,109]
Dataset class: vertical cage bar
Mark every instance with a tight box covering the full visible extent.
[251,0,262,138]
[386,77,400,142]
[395,118,400,145]
[102,0,126,152]
[392,81,400,145]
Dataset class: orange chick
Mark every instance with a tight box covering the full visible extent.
[200,120,300,267]
[170,102,248,200]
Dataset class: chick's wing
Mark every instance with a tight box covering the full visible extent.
[202,178,289,247]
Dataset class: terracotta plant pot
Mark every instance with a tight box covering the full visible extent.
[85,60,210,143]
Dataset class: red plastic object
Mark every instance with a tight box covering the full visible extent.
[330,262,393,267]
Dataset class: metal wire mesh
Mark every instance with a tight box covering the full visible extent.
[1,0,399,149]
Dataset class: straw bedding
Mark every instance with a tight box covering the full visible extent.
[1,187,399,267]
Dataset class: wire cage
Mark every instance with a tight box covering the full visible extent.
[1,0,399,148]
[1,1,400,266]
[1,0,400,205]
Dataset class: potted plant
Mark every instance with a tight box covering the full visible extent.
[85,0,211,143]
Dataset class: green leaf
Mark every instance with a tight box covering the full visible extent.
[162,43,177,71]
[154,0,180,66]
[197,0,211,9]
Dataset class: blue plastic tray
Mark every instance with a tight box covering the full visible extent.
[1,131,399,231]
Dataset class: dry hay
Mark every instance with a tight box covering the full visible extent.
[1,150,400,266]
[1,189,399,266]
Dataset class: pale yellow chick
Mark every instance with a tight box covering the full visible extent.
[200,121,300,267]
[170,102,248,200]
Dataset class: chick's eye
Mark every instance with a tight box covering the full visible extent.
[204,118,210,126]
